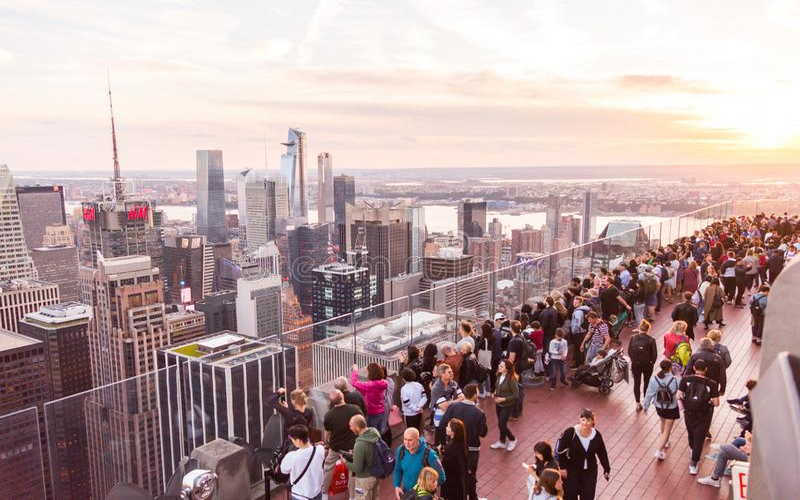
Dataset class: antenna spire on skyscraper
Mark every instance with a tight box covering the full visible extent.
[107,70,124,201]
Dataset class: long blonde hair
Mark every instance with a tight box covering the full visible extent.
[416,467,439,493]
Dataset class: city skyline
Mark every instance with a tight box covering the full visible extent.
[1,2,799,173]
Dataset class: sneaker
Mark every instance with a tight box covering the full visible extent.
[636,403,643,411]
[710,443,721,451]
[549,387,556,391]
[705,453,719,461]
[490,441,507,450]
[654,450,665,460]
[509,415,520,421]
[698,476,721,487]
[689,464,698,475]
[507,439,518,451]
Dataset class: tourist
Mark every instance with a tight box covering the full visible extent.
[570,297,591,367]
[678,359,720,475]
[400,368,427,433]
[490,359,519,451]
[548,328,569,390]
[671,291,699,340]
[683,260,700,295]
[267,388,318,441]
[643,360,680,460]
[706,330,732,368]
[456,320,476,352]
[393,429,445,498]
[684,338,727,398]
[322,389,363,500]
[556,409,610,500]
[439,418,468,500]
[475,322,494,397]
[529,469,564,500]
[343,415,382,500]
[524,440,558,480]
[627,319,657,411]
[280,425,325,500]
[351,363,389,432]
[580,312,610,365]
[720,250,738,303]
[749,284,769,345]
[335,376,367,415]
[401,467,441,500]
[430,363,464,446]
[441,344,463,382]
[458,343,480,388]
[506,320,530,419]
[702,277,726,329]
[698,432,753,488]
[440,383,487,500]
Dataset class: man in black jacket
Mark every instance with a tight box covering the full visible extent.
[684,338,727,395]
[671,292,700,340]
[539,297,559,354]
[440,383,488,500]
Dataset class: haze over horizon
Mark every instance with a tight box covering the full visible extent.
[2,0,800,173]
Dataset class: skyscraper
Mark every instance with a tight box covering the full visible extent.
[467,235,503,272]
[236,168,262,249]
[0,165,37,281]
[281,283,314,388]
[19,302,92,500]
[0,329,50,500]
[279,128,308,220]
[317,152,333,223]
[163,309,207,345]
[546,194,564,244]
[458,200,487,249]
[196,150,228,243]
[311,262,374,340]
[333,174,355,249]
[85,255,166,498]
[288,223,331,313]
[15,185,66,250]
[406,206,426,274]
[156,332,296,474]
[488,218,503,239]
[163,234,214,305]
[195,290,237,334]
[30,244,81,303]
[236,274,283,339]
[582,191,597,244]
[244,178,278,249]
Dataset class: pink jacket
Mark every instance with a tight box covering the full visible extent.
[351,369,388,415]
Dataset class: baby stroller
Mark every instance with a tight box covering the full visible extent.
[570,348,629,394]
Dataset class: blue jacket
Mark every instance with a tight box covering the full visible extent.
[393,437,446,491]
[643,373,679,411]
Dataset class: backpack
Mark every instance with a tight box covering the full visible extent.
[475,362,488,383]
[369,438,395,479]
[555,426,576,469]
[655,377,676,406]
[683,378,712,412]
[628,334,653,366]
[670,336,692,375]
[643,274,658,294]
[399,443,434,469]
[750,295,766,316]
[509,336,532,372]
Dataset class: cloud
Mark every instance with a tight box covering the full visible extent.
[616,75,718,94]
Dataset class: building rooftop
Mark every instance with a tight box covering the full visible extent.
[22,302,92,327]
[313,262,368,275]
[0,279,57,293]
[165,331,285,367]
[0,328,41,352]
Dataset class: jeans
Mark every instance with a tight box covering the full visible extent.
[586,343,602,365]
[631,363,653,403]
[633,303,645,328]
[563,467,598,500]
[467,450,480,500]
[712,444,748,479]
[366,413,385,431]
[685,410,713,465]
[495,404,516,442]
[550,359,567,388]
[752,315,765,340]
[723,276,736,301]
[735,282,747,306]
[513,383,525,417]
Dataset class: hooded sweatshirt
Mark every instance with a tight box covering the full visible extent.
[393,437,446,491]
[345,427,381,478]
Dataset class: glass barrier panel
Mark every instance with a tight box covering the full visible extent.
[0,407,46,500]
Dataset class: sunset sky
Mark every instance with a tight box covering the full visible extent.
[1,0,799,172]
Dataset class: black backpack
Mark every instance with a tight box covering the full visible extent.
[750,295,766,316]
[655,377,675,406]
[683,378,711,412]
[509,336,532,372]
[369,438,395,479]
[628,334,653,365]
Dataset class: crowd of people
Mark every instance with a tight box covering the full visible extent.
[265,212,795,500]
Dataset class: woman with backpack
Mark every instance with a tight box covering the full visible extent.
[702,277,726,329]
[627,319,658,411]
[643,360,680,460]
[556,408,610,500]
[706,330,732,368]
[439,418,468,500]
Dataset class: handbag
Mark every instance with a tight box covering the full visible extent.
[327,459,349,495]
[388,405,403,427]
[477,338,492,367]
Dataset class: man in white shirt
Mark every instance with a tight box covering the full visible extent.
[281,425,326,500]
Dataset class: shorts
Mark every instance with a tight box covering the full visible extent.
[645,293,658,306]
[656,406,680,420]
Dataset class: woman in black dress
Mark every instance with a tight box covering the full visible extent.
[440,418,468,500]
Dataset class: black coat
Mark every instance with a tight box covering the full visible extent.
[440,443,467,500]
[684,349,727,394]
[556,426,610,474]
[540,307,559,338]
[671,302,699,338]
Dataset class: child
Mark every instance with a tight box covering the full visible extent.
[528,321,544,351]
[548,329,569,390]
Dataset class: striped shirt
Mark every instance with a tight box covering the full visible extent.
[589,321,610,347]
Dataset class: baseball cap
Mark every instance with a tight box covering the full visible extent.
[494,312,506,321]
